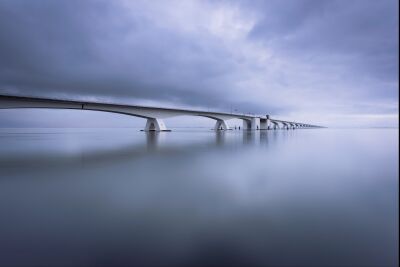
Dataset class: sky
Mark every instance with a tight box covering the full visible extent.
[0,0,398,128]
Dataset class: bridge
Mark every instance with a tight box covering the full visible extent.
[0,94,321,131]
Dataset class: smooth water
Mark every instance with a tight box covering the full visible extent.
[0,128,398,267]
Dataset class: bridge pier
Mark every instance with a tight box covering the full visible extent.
[260,118,269,130]
[145,118,168,131]
[214,120,230,130]
[252,118,260,130]
[242,119,251,130]
[242,118,260,130]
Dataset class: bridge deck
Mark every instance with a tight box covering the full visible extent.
[0,94,261,120]
[0,93,321,130]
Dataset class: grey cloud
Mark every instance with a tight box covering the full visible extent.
[247,0,398,94]
[0,0,398,127]
[0,0,253,110]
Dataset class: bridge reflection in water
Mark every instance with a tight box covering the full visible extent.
[0,128,397,267]
[0,129,291,174]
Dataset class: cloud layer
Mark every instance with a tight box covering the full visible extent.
[0,0,398,127]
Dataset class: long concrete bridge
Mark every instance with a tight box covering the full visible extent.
[0,94,321,131]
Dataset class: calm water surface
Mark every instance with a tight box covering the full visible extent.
[0,128,398,267]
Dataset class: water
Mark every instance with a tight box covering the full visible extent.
[0,128,398,267]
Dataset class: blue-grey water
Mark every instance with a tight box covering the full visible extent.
[0,128,398,267]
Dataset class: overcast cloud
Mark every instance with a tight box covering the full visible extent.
[0,0,398,127]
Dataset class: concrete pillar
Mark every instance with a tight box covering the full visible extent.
[260,118,269,130]
[251,118,261,130]
[214,120,230,130]
[145,118,167,131]
[242,119,251,130]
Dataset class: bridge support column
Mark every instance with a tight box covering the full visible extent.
[144,118,168,131]
[251,118,260,130]
[242,118,260,130]
[242,119,251,130]
[260,118,269,130]
[214,120,230,130]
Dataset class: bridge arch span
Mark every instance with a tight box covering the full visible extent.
[0,94,320,131]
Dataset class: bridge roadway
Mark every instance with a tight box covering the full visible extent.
[0,94,321,131]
